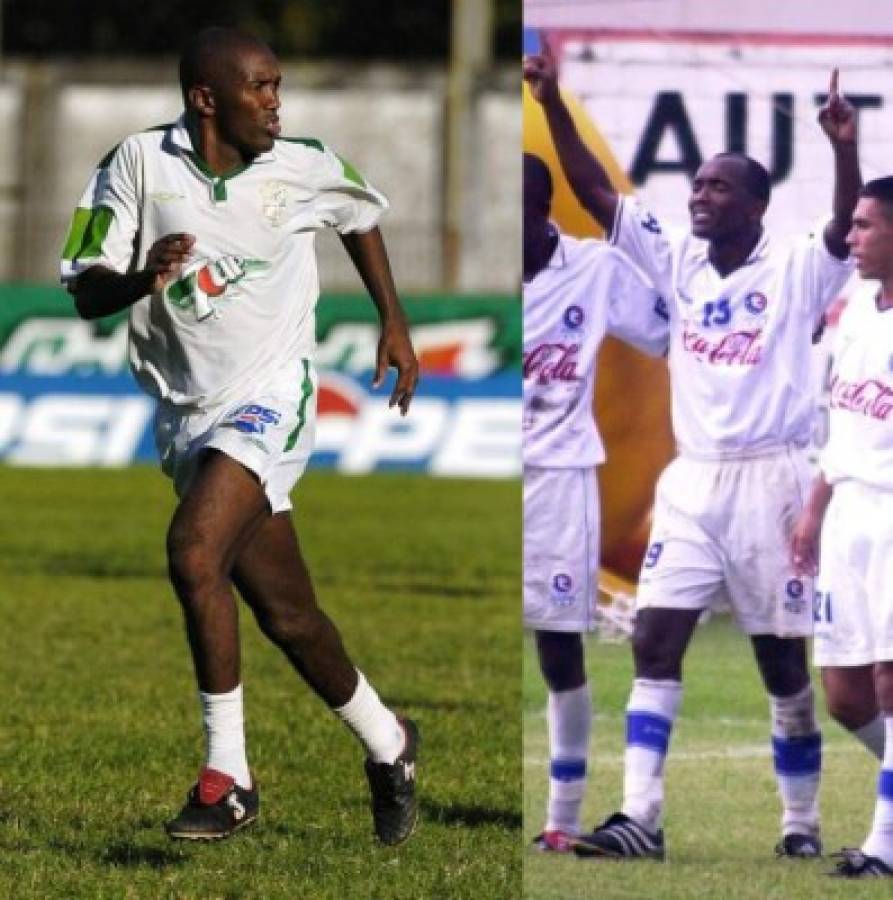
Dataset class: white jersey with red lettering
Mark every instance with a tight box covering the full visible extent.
[610,197,854,457]
[60,116,387,410]
[821,279,893,490]
[523,231,668,468]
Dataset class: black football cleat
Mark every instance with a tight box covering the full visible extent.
[775,832,822,859]
[829,848,893,878]
[165,767,259,841]
[364,718,419,846]
[573,812,665,860]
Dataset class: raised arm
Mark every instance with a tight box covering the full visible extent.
[339,227,418,415]
[523,38,618,232]
[69,233,196,320]
[818,69,861,260]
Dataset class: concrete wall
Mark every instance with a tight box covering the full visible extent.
[2,60,519,293]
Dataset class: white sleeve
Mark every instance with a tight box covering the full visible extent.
[60,138,142,282]
[309,145,389,235]
[604,250,670,358]
[609,195,676,300]
[790,221,856,327]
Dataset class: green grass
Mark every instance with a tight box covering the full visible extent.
[524,617,890,899]
[0,467,521,899]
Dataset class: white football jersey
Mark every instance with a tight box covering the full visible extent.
[821,279,893,490]
[61,116,387,409]
[523,232,668,468]
[611,197,854,456]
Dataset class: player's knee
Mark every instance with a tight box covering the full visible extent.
[166,528,222,599]
[632,627,679,679]
[258,604,325,653]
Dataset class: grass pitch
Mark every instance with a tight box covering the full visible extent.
[524,618,889,899]
[0,467,520,899]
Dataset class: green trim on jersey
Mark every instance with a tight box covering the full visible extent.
[61,205,115,261]
[183,150,250,204]
[280,137,324,153]
[284,359,314,452]
[337,155,366,188]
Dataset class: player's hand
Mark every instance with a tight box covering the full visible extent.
[789,510,822,577]
[145,233,196,291]
[374,320,418,416]
[523,34,560,105]
[818,69,857,145]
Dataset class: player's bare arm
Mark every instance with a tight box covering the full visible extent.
[70,233,196,319]
[339,227,418,415]
[523,37,618,231]
[818,69,861,259]
[790,473,833,576]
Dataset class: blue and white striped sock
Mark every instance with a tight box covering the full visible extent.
[771,685,822,838]
[863,717,893,866]
[621,678,682,832]
[546,683,591,834]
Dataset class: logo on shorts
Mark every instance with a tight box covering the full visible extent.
[550,573,575,607]
[783,578,807,614]
[563,305,585,330]
[224,404,281,435]
[744,292,768,316]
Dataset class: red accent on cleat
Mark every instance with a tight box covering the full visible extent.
[197,767,236,805]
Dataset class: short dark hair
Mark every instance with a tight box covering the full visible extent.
[860,176,893,219]
[713,152,772,204]
[523,153,553,209]
[179,27,268,104]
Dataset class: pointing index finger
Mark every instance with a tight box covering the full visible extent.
[829,67,839,98]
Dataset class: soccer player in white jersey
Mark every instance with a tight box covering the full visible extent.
[60,28,420,846]
[523,153,668,852]
[526,42,860,860]
[790,177,893,879]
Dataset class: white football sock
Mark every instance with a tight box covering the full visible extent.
[621,678,682,832]
[334,670,404,764]
[862,716,893,865]
[770,684,822,838]
[200,684,251,789]
[545,683,591,834]
[852,715,886,760]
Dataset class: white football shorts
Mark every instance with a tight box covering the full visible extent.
[154,359,317,514]
[523,465,600,633]
[637,446,814,637]
[813,480,893,666]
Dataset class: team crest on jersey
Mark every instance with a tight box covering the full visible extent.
[563,305,585,330]
[640,212,662,234]
[261,179,290,226]
[550,572,576,606]
[744,291,768,316]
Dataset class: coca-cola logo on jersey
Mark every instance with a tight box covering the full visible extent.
[523,343,581,385]
[829,375,893,421]
[682,328,764,366]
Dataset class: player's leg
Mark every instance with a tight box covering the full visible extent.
[523,466,599,853]
[751,634,822,856]
[232,512,417,845]
[164,448,270,839]
[822,665,884,759]
[534,630,590,851]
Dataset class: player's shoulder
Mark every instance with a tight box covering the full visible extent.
[274,135,336,167]
[95,123,174,170]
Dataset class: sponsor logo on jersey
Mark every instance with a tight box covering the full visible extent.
[829,375,893,421]
[562,305,585,330]
[522,343,581,385]
[224,404,282,435]
[681,327,763,366]
[744,291,768,315]
[165,256,271,321]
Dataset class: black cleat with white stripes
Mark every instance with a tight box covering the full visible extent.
[573,812,665,860]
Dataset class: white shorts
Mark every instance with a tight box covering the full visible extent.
[523,466,599,633]
[637,447,814,637]
[814,480,893,666]
[154,360,317,514]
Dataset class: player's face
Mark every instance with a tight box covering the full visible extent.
[847,197,893,280]
[689,157,761,242]
[213,45,282,159]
